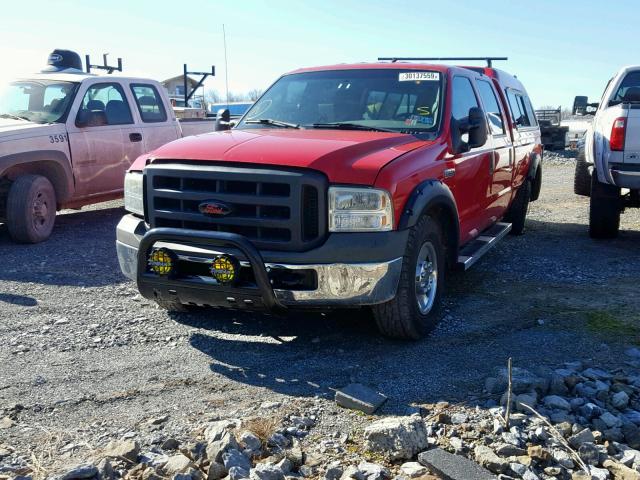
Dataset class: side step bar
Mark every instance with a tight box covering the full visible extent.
[456,222,512,271]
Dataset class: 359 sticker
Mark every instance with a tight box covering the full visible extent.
[49,134,67,144]
[398,71,440,82]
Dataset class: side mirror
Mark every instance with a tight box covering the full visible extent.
[467,107,488,148]
[76,110,108,128]
[573,96,588,115]
[215,108,232,131]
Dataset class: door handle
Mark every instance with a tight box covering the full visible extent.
[129,133,143,143]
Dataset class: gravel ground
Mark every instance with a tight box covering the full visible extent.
[1,152,639,468]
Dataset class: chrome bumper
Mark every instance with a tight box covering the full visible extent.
[116,218,402,307]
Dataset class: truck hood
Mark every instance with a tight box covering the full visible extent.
[136,128,430,184]
[0,118,60,141]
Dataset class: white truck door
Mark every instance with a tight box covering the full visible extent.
[128,82,181,151]
[67,81,144,197]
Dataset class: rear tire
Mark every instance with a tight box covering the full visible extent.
[574,150,592,197]
[505,179,531,236]
[6,175,57,243]
[372,215,445,340]
[589,173,620,239]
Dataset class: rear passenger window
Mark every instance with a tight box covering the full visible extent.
[506,90,531,128]
[476,79,505,135]
[451,77,479,121]
[522,96,538,127]
[131,84,167,123]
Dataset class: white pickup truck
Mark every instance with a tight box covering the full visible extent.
[0,53,217,243]
[573,65,640,238]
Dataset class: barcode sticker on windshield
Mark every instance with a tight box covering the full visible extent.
[398,72,440,82]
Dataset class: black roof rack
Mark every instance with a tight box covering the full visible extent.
[377,57,508,68]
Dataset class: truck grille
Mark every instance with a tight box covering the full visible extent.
[145,162,327,251]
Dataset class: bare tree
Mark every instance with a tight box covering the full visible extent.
[205,89,222,104]
[247,88,263,101]
[227,91,249,103]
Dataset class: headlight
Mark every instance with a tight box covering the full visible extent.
[328,186,393,232]
[124,172,144,216]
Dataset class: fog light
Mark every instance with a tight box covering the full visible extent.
[148,248,176,276]
[210,255,238,284]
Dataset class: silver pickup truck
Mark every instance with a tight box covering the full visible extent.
[573,65,640,238]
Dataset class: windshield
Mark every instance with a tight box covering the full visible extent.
[0,80,79,124]
[237,69,443,136]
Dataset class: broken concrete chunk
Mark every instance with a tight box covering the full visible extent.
[335,383,387,414]
[418,448,497,480]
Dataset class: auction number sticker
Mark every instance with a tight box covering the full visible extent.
[398,71,440,82]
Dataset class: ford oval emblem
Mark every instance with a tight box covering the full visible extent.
[48,53,63,64]
[199,200,233,216]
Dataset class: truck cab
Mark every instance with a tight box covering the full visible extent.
[117,60,542,339]
[573,65,640,238]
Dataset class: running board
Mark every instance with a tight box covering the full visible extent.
[456,222,512,271]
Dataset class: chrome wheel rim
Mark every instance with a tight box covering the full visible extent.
[415,242,438,315]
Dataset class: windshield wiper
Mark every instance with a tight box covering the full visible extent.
[0,113,30,122]
[245,118,300,129]
[310,122,397,133]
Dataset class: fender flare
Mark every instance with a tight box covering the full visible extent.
[0,150,74,202]
[528,151,543,201]
[398,179,460,264]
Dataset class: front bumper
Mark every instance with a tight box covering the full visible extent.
[116,215,406,309]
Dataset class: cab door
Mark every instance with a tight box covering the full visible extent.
[66,81,145,198]
[444,75,495,243]
[505,89,538,191]
[475,78,514,219]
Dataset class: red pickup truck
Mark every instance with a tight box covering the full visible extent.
[117,60,542,339]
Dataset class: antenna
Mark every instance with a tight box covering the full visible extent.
[85,53,123,74]
[223,24,230,105]
[377,56,508,68]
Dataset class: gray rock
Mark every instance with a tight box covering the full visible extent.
[418,448,497,480]
[569,428,596,448]
[223,449,251,472]
[521,470,539,480]
[612,391,630,410]
[578,442,600,465]
[497,367,548,395]
[474,446,508,474]
[60,464,98,480]
[207,463,227,480]
[399,462,427,478]
[363,416,428,461]
[164,455,194,475]
[335,384,387,414]
[205,420,236,443]
[250,464,285,480]
[515,393,537,413]
[102,439,140,462]
[625,348,640,359]
[207,431,240,463]
[276,458,292,475]
[268,433,290,449]
[341,466,365,480]
[240,431,262,451]
[582,368,613,381]
[324,462,344,480]
[580,402,604,420]
[588,466,610,480]
[357,461,390,480]
[509,463,527,476]
[451,413,469,425]
[229,467,250,480]
[495,444,526,457]
[551,449,574,469]
[601,411,623,428]
[449,437,464,453]
[501,432,522,447]
[543,395,571,411]
[549,374,569,396]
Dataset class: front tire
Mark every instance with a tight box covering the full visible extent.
[372,215,445,340]
[6,175,57,244]
[589,173,620,239]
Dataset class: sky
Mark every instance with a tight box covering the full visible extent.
[0,0,637,108]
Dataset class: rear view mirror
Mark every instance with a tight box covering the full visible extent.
[215,108,232,131]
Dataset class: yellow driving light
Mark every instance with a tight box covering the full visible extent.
[210,255,238,284]
[147,248,176,276]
